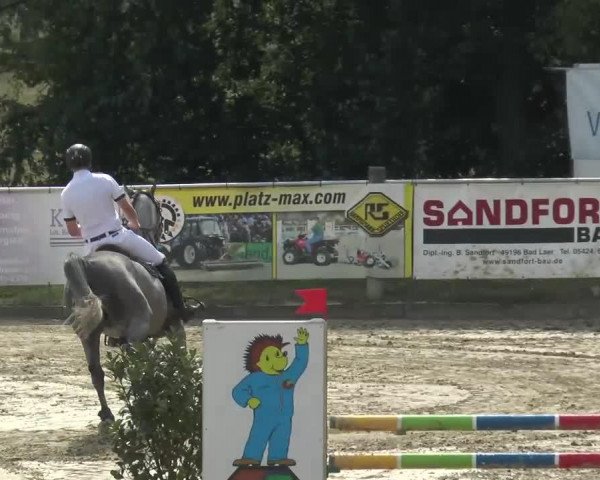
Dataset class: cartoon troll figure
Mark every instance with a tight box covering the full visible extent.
[231,327,309,467]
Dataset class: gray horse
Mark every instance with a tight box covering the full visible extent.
[63,185,192,423]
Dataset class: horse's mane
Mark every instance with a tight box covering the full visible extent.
[128,188,163,247]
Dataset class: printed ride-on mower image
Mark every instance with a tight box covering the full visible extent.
[282,234,339,266]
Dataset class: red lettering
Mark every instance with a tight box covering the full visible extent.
[475,200,500,225]
[579,198,600,223]
[505,199,527,225]
[531,198,549,225]
[553,198,575,224]
[424,197,595,227]
[423,200,444,226]
[448,200,473,226]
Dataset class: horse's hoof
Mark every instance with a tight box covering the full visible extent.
[98,419,114,435]
[98,409,115,422]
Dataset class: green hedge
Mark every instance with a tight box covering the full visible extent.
[106,338,203,480]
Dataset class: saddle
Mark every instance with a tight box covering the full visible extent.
[95,244,164,280]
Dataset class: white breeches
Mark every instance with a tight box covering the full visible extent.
[85,228,165,266]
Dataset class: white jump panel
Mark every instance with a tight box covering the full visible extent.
[202,318,327,480]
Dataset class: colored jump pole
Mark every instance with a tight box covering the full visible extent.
[328,453,600,470]
[329,414,600,433]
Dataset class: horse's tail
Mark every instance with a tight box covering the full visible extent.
[63,253,103,339]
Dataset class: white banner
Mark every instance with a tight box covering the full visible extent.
[413,181,600,279]
[0,188,84,285]
[566,65,600,176]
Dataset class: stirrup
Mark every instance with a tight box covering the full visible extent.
[183,296,205,311]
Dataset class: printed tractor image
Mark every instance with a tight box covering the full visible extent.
[282,234,339,266]
[167,216,264,271]
[168,216,226,268]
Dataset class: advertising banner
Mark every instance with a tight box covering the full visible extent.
[0,188,85,285]
[0,181,412,286]
[156,182,413,281]
[413,180,600,279]
[156,185,282,282]
[275,183,412,280]
[566,65,600,176]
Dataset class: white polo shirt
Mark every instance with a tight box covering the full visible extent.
[61,169,125,240]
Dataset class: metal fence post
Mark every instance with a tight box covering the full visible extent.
[366,166,386,301]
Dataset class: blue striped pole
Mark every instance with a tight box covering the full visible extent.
[328,452,600,470]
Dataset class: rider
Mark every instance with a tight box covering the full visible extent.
[305,217,325,254]
[60,143,199,322]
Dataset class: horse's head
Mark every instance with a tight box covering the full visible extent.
[124,184,164,247]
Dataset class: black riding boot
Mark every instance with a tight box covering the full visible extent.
[156,260,199,322]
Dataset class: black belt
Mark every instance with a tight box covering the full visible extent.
[86,229,121,243]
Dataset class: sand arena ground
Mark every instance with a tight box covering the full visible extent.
[1,316,600,479]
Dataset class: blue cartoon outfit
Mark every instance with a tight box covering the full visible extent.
[232,343,309,463]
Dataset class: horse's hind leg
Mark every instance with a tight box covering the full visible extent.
[82,328,114,422]
[126,312,151,344]
[122,285,153,344]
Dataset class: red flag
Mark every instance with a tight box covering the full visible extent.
[295,288,328,317]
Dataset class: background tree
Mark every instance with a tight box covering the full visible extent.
[0,0,221,185]
[0,0,595,185]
